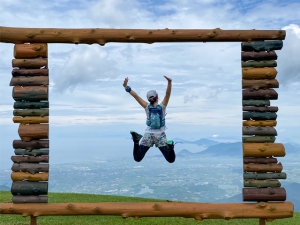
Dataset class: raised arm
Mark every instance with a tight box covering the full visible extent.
[161,76,172,107]
[123,77,148,108]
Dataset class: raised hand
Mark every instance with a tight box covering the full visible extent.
[123,77,129,87]
[164,76,172,82]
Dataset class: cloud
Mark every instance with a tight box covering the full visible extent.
[277,24,300,85]
[51,45,119,92]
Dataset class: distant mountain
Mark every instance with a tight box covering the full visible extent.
[173,138,219,146]
[196,142,242,157]
[283,143,300,154]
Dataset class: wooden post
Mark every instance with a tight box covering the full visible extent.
[30,216,37,225]
[259,218,266,225]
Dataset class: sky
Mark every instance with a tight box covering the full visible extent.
[0,0,300,169]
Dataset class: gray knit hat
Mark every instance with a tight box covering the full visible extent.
[147,90,158,100]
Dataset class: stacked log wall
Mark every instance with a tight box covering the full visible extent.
[241,40,287,202]
[10,43,49,203]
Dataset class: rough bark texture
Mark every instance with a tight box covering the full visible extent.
[241,40,283,52]
[11,181,48,195]
[242,60,277,68]
[242,100,270,107]
[242,51,277,61]
[14,102,49,109]
[11,163,49,174]
[14,149,49,156]
[13,116,49,124]
[243,106,278,112]
[242,79,279,89]
[243,112,277,120]
[243,157,278,164]
[0,26,286,44]
[12,195,48,203]
[244,180,281,188]
[13,86,48,101]
[243,188,286,201]
[243,120,277,127]
[244,163,283,172]
[11,155,49,163]
[242,89,278,100]
[13,140,49,150]
[10,76,49,86]
[11,172,49,182]
[13,109,49,117]
[12,69,49,77]
[243,143,285,157]
[14,44,47,58]
[18,124,49,141]
[244,172,286,180]
[242,136,276,143]
[12,58,48,69]
[0,202,293,220]
[242,68,277,79]
[243,126,277,136]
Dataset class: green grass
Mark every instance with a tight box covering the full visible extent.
[0,191,299,225]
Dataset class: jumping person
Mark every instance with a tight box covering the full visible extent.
[123,76,175,163]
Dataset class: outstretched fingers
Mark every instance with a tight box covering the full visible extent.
[123,77,129,87]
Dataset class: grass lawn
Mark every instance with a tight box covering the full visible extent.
[0,191,299,225]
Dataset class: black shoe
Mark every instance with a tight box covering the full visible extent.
[130,130,143,143]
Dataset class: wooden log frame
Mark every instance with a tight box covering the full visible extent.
[0,202,294,220]
[242,79,279,89]
[243,157,278,164]
[11,172,49,182]
[11,163,49,174]
[243,188,286,201]
[242,68,277,79]
[243,143,285,157]
[243,106,278,112]
[14,102,49,109]
[241,40,283,52]
[242,100,270,107]
[12,58,48,69]
[244,180,281,188]
[242,89,278,100]
[14,109,49,117]
[243,126,277,136]
[14,44,48,59]
[13,116,49,124]
[243,120,277,127]
[13,140,49,150]
[244,163,283,172]
[10,76,49,86]
[241,60,277,68]
[14,149,49,156]
[11,181,48,195]
[12,68,49,77]
[242,136,276,143]
[11,155,49,163]
[12,195,48,203]
[242,51,277,61]
[243,112,277,120]
[244,172,287,180]
[18,124,49,141]
[12,86,48,101]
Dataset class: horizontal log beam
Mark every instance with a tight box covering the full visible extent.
[242,89,278,100]
[12,69,49,77]
[12,195,48,203]
[14,44,47,59]
[11,163,49,174]
[243,188,286,201]
[243,120,277,127]
[14,149,49,156]
[241,60,277,68]
[243,112,277,120]
[244,163,283,172]
[13,140,49,150]
[14,109,49,117]
[10,76,49,86]
[242,51,277,61]
[0,202,293,220]
[12,58,48,69]
[11,181,48,195]
[242,136,276,143]
[244,172,286,180]
[241,40,283,52]
[243,143,285,157]
[13,116,49,124]
[242,79,279,89]
[244,180,281,188]
[243,157,278,164]
[13,86,48,101]
[242,68,277,79]
[242,100,270,107]
[11,155,49,163]
[14,102,49,109]
[243,106,278,112]
[0,26,286,44]
[18,124,49,141]
[243,126,277,136]
[11,171,49,182]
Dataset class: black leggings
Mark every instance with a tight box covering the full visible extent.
[133,143,175,163]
